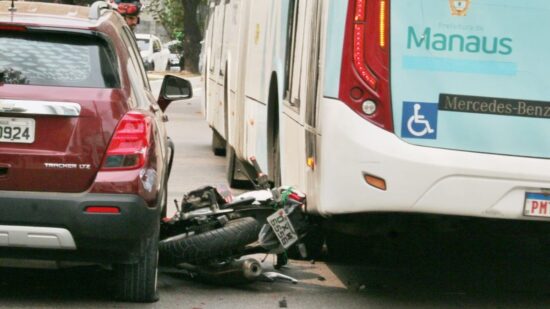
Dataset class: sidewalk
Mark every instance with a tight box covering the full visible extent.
[147,70,200,81]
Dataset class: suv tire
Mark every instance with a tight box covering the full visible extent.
[114,221,160,303]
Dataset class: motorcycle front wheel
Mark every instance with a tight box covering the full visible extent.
[159,217,261,265]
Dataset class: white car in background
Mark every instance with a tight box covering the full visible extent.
[135,33,170,71]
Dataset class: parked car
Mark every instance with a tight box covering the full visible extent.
[164,40,185,71]
[0,0,192,302]
[135,33,170,71]
[168,53,180,68]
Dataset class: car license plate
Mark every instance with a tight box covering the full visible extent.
[524,192,550,218]
[0,117,35,144]
[267,209,298,249]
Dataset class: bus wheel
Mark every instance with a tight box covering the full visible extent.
[211,129,226,156]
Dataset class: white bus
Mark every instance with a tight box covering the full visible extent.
[204,0,550,241]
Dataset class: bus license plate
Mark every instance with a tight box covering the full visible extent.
[267,209,298,249]
[524,192,550,218]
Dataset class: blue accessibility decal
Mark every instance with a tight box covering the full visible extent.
[401,102,438,139]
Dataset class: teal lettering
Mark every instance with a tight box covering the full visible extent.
[465,35,481,53]
[432,33,447,51]
[448,34,465,52]
[406,26,513,56]
[499,38,513,55]
[482,37,498,54]
[407,26,430,49]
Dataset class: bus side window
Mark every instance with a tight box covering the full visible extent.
[305,0,322,128]
[284,0,299,104]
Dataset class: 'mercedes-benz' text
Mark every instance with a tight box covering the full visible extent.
[439,94,550,119]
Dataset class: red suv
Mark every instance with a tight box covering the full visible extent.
[0,0,191,302]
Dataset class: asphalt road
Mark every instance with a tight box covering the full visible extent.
[0,74,549,308]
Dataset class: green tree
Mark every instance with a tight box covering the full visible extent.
[179,0,205,73]
[148,0,207,73]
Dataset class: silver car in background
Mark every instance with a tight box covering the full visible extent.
[135,33,170,71]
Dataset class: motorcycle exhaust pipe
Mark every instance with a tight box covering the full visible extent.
[178,258,263,284]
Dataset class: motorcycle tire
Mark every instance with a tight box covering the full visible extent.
[159,217,261,264]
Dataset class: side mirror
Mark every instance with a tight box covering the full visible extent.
[157,75,193,111]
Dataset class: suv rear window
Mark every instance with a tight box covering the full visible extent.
[0,31,119,88]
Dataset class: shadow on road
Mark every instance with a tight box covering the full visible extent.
[323,217,550,307]
[0,266,112,303]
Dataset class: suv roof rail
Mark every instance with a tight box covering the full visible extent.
[89,1,111,20]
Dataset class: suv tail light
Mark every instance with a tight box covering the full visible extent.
[101,112,151,170]
[339,0,392,131]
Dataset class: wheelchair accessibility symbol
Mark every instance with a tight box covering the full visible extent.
[401,102,438,139]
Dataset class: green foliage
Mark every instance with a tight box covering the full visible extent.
[160,0,183,41]
[147,0,208,40]
[146,0,207,73]
[174,30,184,42]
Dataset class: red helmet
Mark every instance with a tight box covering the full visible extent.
[116,1,141,16]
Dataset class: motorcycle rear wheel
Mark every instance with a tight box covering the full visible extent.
[159,217,261,264]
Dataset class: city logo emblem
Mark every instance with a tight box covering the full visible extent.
[401,102,438,139]
[449,0,471,16]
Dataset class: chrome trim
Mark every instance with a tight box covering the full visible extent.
[0,99,81,116]
[0,225,76,250]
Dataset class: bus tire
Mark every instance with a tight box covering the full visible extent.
[211,129,226,156]
[159,217,261,264]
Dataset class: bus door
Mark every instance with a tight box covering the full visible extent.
[219,0,233,139]
[303,0,323,210]
[232,0,251,154]
[206,0,224,126]
[282,0,322,196]
[282,0,306,189]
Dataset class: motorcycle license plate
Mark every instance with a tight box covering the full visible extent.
[267,209,298,249]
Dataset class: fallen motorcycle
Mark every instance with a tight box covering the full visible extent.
[159,157,310,281]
